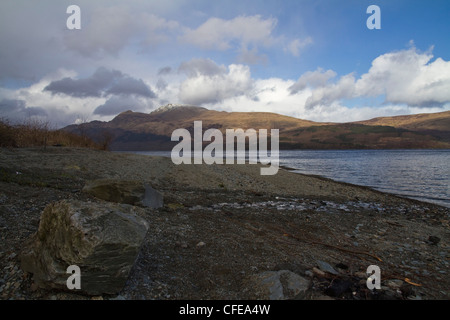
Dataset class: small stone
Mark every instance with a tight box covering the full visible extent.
[317,260,339,275]
[354,271,367,279]
[312,267,326,277]
[248,270,310,300]
[82,179,163,208]
[304,270,314,278]
[386,279,403,290]
[196,241,206,248]
[427,236,440,245]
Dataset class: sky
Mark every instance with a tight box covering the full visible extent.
[0,0,450,127]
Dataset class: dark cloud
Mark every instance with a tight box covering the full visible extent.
[178,58,226,78]
[0,99,26,112]
[93,96,151,116]
[44,67,156,99]
[157,66,172,75]
[0,99,47,122]
[44,68,121,98]
[106,77,156,98]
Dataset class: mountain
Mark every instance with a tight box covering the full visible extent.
[63,105,450,150]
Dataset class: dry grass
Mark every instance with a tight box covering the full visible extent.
[355,110,450,131]
[0,118,101,149]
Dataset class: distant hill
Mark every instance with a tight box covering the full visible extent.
[354,111,450,142]
[63,105,450,150]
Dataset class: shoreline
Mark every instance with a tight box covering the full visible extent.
[115,150,450,209]
[0,147,449,300]
[287,169,450,209]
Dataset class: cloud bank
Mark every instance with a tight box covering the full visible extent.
[289,47,450,111]
[2,46,450,126]
[44,67,155,99]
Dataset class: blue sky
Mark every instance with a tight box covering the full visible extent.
[1,0,449,126]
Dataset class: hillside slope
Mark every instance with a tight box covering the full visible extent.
[63,105,450,150]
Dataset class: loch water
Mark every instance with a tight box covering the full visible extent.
[281,149,450,208]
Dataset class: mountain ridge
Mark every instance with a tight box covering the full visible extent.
[63,105,450,150]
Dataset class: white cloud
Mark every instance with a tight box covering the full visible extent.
[355,47,450,107]
[64,6,180,57]
[289,68,337,94]
[190,49,450,123]
[290,47,450,111]
[198,76,318,121]
[305,73,356,110]
[180,15,277,51]
[179,15,311,61]
[178,61,253,105]
[284,37,313,57]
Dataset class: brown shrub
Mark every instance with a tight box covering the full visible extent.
[0,118,100,149]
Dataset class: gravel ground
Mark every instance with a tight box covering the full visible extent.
[0,147,449,300]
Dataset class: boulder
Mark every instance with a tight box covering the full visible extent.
[20,199,149,295]
[82,179,163,209]
[247,270,310,300]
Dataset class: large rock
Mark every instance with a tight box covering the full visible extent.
[20,199,149,295]
[82,179,163,209]
[247,270,310,300]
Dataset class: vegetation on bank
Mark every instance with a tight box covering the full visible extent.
[0,118,102,149]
